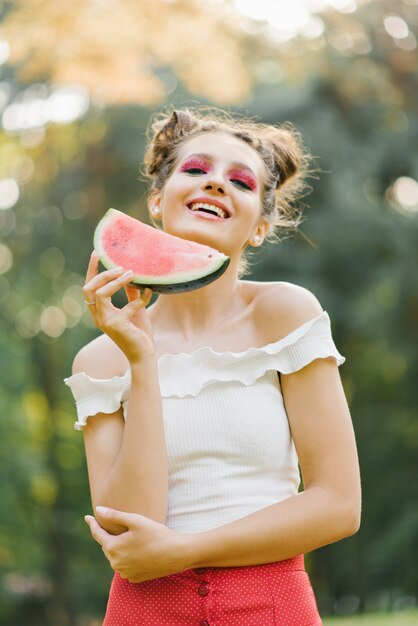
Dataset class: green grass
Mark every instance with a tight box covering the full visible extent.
[323,610,418,625]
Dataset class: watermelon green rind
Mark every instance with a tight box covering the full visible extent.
[93,208,231,293]
[127,257,230,293]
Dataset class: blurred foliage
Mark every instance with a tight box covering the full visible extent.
[2,0,251,105]
[323,609,418,625]
[2,0,418,107]
[0,0,417,624]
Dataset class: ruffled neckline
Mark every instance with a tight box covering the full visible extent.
[156,310,325,362]
[65,310,345,399]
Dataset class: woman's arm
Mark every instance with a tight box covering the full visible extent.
[184,354,361,568]
[74,341,168,535]
[74,253,169,534]
[182,288,361,567]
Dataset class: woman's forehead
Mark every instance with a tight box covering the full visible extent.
[176,131,265,176]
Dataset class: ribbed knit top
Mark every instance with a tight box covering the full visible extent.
[64,310,345,533]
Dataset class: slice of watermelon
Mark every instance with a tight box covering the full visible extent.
[93,208,230,293]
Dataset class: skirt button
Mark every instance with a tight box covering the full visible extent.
[198,583,209,596]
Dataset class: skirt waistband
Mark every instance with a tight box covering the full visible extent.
[171,554,305,581]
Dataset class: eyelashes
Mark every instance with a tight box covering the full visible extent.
[230,178,253,191]
[184,167,206,175]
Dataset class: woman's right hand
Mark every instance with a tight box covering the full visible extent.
[83,251,155,364]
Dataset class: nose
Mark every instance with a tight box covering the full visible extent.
[202,170,226,195]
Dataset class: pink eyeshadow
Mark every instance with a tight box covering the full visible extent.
[179,157,210,172]
[229,169,257,191]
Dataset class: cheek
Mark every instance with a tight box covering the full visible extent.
[163,173,194,198]
[159,180,184,210]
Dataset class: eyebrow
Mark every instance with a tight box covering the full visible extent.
[181,153,257,178]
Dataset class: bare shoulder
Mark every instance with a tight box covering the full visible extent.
[72,333,130,379]
[249,280,324,343]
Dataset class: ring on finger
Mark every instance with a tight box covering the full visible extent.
[84,300,96,306]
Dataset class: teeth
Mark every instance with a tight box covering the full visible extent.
[189,202,228,219]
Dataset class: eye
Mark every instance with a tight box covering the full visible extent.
[231,179,252,191]
[184,167,206,175]
[229,168,257,191]
[179,157,210,175]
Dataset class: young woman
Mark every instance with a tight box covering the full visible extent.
[64,108,361,625]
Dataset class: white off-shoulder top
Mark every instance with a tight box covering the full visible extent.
[64,310,345,534]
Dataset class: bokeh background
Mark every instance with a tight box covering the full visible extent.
[0,1,417,624]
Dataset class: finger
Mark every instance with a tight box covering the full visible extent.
[84,515,111,546]
[125,284,153,304]
[94,270,135,302]
[124,284,139,303]
[118,296,149,321]
[84,270,134,309]
[124,286,153,308]
[84,266,126,295]
[119,291,155,336]
[95,506,144,528]
[141,287,153,307]
[83,257,127,304]
[85,251,100,285]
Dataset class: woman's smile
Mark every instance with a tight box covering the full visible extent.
[186,196,232,220]
[187,208,227,221]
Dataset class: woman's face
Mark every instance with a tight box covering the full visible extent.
[151,131,269,257]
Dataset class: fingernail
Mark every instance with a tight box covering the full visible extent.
[96,506,108,515]
[122,270,133,278]
[84,515,92,523]
[110,267,124,274]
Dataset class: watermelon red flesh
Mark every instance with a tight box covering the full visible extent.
[93,208,230,290]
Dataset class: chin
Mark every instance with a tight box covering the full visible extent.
[166,221,215,243]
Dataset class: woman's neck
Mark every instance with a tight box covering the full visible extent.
[147,260,247,340]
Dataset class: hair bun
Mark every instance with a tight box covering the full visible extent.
[171,110,196,133]
[268,128,302,188]
[145,109,200,179]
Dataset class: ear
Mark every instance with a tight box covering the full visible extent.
[148,192,162,220]
[248,220,270,247]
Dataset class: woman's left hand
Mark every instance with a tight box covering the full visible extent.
[84,507,193,583]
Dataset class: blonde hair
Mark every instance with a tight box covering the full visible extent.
[141,106,313,276]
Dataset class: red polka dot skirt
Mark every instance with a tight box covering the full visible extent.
[102,554,322,625]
